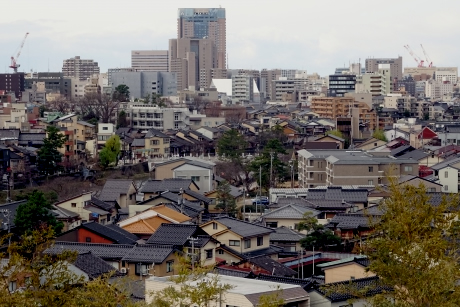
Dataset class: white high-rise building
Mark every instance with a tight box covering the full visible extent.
[62,56,100,81]
[131,50,169,72]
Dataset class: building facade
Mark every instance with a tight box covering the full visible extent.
[365,56,402,81]
[232,74,253,104]
[62,56,100,81]
[111,71,177,99]
[131,50,169,72]
[0,73,25,101]
[328,74,356,97]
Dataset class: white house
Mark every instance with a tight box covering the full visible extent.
[431,157,460,193]
[172,160,215,193]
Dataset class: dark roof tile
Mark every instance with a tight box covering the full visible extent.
[145,223,208,245]
[81,222,137,245]
[73,252,117,279]
[248,256,297,277]
[121,244,176,263]
[213,217,274,238]
[45,242,133,259]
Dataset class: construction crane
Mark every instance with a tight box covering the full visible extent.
[404,45,425,67]
[9,32,29,73]
[420,44,433,67]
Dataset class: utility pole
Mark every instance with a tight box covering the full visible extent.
[312,245,315,277]
[1,209,11,250]
[188,236,199,270]
[179,188,184,214]
[270,151,274,189]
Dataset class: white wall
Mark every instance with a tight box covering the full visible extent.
[437,166,458,193]
[173,164,212,192]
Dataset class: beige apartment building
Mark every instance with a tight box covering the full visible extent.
[310,96,377,130]
[297,149,419,188]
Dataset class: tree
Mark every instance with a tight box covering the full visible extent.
[149,254,233,307]
[215,180,237,216]
[358,179,460,306]
[117,110,129,128]
[257,287,285,307]
[326,130,344,139]
[250,139,287,192]
[113,84,130,102]
[99,135,121,169]
[78,92,120,123]
[37,125,66,176]
[217,129,247,160]
[372,129,388,142]
[14,190,63,235]
[0,227,138,306]
[297,212,341,250]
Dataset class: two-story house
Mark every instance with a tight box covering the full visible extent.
[98,179,137,208]
[430,157,460,193]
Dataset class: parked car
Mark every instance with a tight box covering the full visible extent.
[251,196,269,206]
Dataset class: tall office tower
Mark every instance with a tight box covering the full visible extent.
[365,56,402,82]
[177,8,226,69]
[62,56,100,81]
[131,50,169,72]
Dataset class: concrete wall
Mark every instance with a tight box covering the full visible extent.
[173,164,212,192]
[437,166,458,193]
[323,263,375,284]
[154,160,186,180]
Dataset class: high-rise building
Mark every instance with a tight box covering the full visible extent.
[111,71,177,99]
[0,73,25,101]
[62,56,100,81]
[365,56,402,82]
[328,74,356,97]
[24,72,71,100]
[177,8,226,69]
[131,50,169,72]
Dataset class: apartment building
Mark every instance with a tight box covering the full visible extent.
[123,104,194,130]
[327,74,356,97]
[425,79,453,100]
[297,149,419,188]
[24,72,71,100]
[62,56,100,81]
[0,73,25,101]
[131,50,169,72]
[355,65,392,96]
[232,74,253,104]
[310,96,377,130]
[365,56,402,81]
[110,71,177,99]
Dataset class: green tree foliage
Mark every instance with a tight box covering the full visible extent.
[325,130,344,139]
[250,139,287,192]
[297,212,341,250]
[117,110,128,128]
[113,84,130,101]
[15,189,58,205]
[215,180,237,216]
[37,125,66,176]
[257,287,285,307]
[99,135,121,169]
[217,129,247,161]
[258,124,287,148]
[360,179,460,306]
[150,254,233,307]
[0,227,138,306]
[372,129,388,142]
[14,190,63,235]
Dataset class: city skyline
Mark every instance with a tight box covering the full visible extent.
[1,0,459,75]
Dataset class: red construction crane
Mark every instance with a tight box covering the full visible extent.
[9,32,29,73]
[420,44,433,67]
[404,45,425,67]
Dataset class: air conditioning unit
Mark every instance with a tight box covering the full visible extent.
[120,268,127,274]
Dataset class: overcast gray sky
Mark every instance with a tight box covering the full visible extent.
[1,0,459,75]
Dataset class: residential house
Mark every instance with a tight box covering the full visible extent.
[398,175,442,192]
[260,204,321,231]
[140,178,200,200]
[145,274,310,307]
[97,123,115,149]
[354,137,387,150]
[314,135,345,149]
[316,256,374,284]
[146,223,218,267]
[153,158,214,181]
[326,213,380,241]
[98,179,137,208]
[430,157,460,193]
[52,205,82,232]
[57,221,138,244]
[201,217,275,261]
[269,227,306,253]
[223,256,298,278]
[144,129,171,158]
[68,252,118,281]
[172,160,215,193]
[76,121,96,141]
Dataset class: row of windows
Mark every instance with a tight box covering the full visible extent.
[229,237,263,248]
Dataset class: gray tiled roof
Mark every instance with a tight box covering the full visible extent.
[121,244,176,263]
[140,179,196,193]
[52,205,80,219]
[18,133,45,145]
[145,129,169,138]
[256,273,315,290]
[131,138,145,147]
[430,156,460,171]
[73,252,117,279]
[163,202,203,219]
[270,227,306,242]
[306,187,368,203]
[105,224,140,242]
[146,223,208,245]
[81,222,137,244]
[99,179,134,202]
[90,196,115,211]
[393,149,428,161]
[0,129,20,139]
[327,214,379,229]
[216,267,252,278]
[183,189,212,203]
[0,200,28,228]
[242,245,284,258]
[214,217,274,238]
[46,242,133,259]
[261,204,320,219]
[249,256,297,277]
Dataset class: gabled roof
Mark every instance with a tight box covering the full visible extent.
[146,223,209,245]
[270,226,306,242]
[105,224,140,242]
[261,204,320,219]
[46,242,133,259]
[327,214,379,229]
[90,196,115,211]
[145,129,170,139]
[140,179,198,193]
[306,186,369,203]
[216,244,247,260]
[121,244,176,263]
[430,156,460,171]
[183,189,212,203]
[99,180,135,202]
[172,159,214,170]
[398,175,442,186]
[78,222,137,244]
[316,255,369,269]
[247,256,297,277]
[242,245,284,258]
[208,217,274,238]
[315,134,345,142]
[52,205,80,219]
[73,252,116,279]
[131,138,145,147]
[149,204,192,223]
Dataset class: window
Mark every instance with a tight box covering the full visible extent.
[218,249,224,255]
[444,185,449,191]
[166,260,174,273]
[368,180,373,185]
[309,160,313,166]
[212,222,218,230]
[205,249,213,259]
[229,240,240,246]
[368,166,373,172]
[71,203,76,207]
[404,166,413,172]
[266,222,278,228]
[445,171,449,178]
[86,237,91,242]
[429,188,437,192]
[257,236,263,246]
[102,126,108,131]
[135,263,149,275]
[150,140,159,145]
[8,281,16,293]
[191,176,200,182]
[244,239,251,249]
